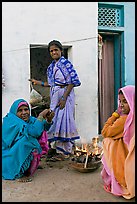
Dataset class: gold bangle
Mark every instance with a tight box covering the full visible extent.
[112,112,120,118]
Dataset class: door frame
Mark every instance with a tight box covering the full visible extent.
[98,31,125,133]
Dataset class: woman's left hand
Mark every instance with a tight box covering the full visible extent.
[58,98,66,109]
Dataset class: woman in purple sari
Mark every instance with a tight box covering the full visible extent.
[29,40,81,159]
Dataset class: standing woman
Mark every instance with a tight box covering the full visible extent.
[101,85,135,199]
[29,40,81,159]
[2,99,54,182]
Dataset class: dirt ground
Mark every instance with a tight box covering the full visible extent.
[2,157,135,202]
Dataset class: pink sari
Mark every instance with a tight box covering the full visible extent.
[101,85,135,199]
[27,131,49,175]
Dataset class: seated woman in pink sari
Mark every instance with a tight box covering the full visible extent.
[2,99,54,182]
[101,85,135,199]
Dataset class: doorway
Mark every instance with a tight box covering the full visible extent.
[98,33,123,133]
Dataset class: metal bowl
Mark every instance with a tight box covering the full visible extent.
[70,161,101,173]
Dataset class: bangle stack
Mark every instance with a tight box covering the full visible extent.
[41,81,45,87]
[112,112,120,118]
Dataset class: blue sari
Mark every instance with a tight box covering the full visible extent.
[47,56,81,154]
[2,99,51,180]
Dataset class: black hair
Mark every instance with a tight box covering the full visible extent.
[47,40,63,52]
[118,90,123,94]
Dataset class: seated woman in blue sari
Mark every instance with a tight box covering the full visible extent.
[29,40,81,160]
[2,98,54,182]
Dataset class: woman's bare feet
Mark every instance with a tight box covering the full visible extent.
[17,176,32,183]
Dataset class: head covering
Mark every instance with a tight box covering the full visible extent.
[47,40,63,52]
[118,85,135,147]
[2,99,31,149]
[17,101,29,109]
[9,99,30,115]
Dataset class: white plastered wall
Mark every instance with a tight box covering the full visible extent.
[2,2,98,143]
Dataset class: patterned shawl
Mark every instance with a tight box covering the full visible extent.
[47,56,81,87]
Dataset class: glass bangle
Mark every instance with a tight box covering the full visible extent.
[41,81,45,87]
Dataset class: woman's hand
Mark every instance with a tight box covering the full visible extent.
[39,109,55,123]
[29,79,50,87]
[46,110,55,123]
[28,78,38,85]
[57,84,73,109]
[58,97,66,109]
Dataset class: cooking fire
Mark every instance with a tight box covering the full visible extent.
[71,137,103,172]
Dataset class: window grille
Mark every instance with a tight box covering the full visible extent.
[98,6,123,27]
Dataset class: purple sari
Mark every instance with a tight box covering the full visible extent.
[47,56,81,155]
